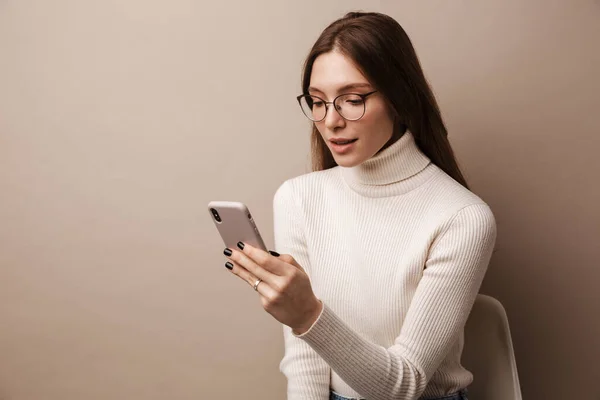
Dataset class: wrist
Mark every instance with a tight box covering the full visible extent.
[293,298,323,335]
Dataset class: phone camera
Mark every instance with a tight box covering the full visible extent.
[210,208,222,222]
[247,213,252,220]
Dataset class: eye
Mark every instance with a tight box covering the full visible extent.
[339,94,365,106]
[312,101,324,107]
[346,99,363,105]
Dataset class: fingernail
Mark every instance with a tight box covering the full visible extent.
[237,241,245,250]
[269,250,280,257]
[225,261,233,270]
[223,248,232,256]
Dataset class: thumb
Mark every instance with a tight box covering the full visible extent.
[269,250,305,271]
[277,253,305,272]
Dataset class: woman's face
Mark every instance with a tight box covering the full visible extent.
[309,51,396,168]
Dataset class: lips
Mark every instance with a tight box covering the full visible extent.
[329,138,358,154]
[330,138,358,145]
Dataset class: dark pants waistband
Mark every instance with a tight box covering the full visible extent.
[329,388,468,400]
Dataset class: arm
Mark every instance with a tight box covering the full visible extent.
[293,203,497,400]
[274,180,331,400]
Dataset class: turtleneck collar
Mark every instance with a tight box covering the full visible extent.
[339,130,435,197]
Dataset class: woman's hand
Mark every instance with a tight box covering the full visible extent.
[223,242,323,335]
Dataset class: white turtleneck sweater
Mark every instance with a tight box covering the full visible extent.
[272,131,497,400]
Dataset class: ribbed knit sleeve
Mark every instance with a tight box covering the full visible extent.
[273,180,331,400]
[293,203,497,400]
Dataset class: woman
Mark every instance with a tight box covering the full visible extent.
[222,11,495,400]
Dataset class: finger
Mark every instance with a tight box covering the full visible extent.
[255,277,277,300]
[226,260,280,304]
[226,245,279,284]
[277,253,306,273]
[252,276,284,316]
[236,242,288,276]
[227,261,284,318]
[225,260,259,289]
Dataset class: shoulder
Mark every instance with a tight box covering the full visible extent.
[425,166,496,235]
[273,167,340,206]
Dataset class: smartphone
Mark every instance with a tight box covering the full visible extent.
[208,201,268,251]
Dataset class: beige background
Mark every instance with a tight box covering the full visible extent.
[0,1,598,399]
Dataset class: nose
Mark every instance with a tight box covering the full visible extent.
[323,102,345,130]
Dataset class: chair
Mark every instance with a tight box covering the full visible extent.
[462,294,523,400]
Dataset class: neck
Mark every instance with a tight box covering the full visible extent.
[339,130,433,197]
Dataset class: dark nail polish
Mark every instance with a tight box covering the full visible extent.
[225,261,233,270]
[269,250,280,257]
[237,241,245,250]
[223,248,232,256]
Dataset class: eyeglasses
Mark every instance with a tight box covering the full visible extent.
[296,91,378,122]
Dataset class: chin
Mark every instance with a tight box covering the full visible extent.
[333,154,366,168]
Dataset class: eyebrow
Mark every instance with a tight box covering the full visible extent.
[307,83,373,94]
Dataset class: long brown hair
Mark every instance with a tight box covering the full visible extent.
[301,11,469,189]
